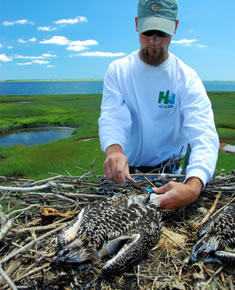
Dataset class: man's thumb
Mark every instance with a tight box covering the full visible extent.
[152,184,168,195]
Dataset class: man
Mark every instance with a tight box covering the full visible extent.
[98,0,219,210]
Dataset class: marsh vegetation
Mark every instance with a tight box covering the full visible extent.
[0,92,234,179]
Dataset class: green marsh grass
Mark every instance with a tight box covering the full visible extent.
[0,92,234,179]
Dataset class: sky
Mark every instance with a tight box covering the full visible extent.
[0,0,235,81]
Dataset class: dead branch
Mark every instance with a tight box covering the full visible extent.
[0,266,17,290]
[0,182,57,192]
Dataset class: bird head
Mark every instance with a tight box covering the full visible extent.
[53,236,97,268]
[189,235,222,265]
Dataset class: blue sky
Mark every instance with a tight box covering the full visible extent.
[0,0,235,81]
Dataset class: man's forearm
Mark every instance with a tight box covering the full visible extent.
[185,176,203,196]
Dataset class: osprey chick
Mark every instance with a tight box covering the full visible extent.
[189,203,235,265]
[53,193,162,275]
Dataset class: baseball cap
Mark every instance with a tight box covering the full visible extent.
[137,0,178,35]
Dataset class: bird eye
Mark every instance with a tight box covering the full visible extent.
[201,252,207,258]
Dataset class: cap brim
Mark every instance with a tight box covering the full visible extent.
[138,17,175,35]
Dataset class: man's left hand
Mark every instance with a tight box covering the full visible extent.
[152,177,203,210]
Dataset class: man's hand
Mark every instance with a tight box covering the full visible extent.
[152,177,203,210]
[104,144,136,185]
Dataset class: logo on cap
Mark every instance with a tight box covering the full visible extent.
[151,3,160,11]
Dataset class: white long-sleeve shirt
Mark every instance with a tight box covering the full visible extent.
[99,50,219,185]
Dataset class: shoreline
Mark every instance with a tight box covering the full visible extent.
[0,79,103,83]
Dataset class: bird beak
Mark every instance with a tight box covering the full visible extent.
[188,255,197,265]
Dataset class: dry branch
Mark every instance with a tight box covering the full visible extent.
[0,182,56,192]
[0,266,17,290]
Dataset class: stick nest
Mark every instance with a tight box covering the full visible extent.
[0,169,234,290]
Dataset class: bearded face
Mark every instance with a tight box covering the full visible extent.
[139,47,166,66]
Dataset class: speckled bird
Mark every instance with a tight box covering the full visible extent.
[53,193,162,275]
[189,203,235,265]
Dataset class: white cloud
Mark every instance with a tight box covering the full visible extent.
[16,60,50,66]
[67,45,87,52]
[14,53,57,60]
[172,38,197,45]
[47,65,56,68]
[54,16,87,25]
[67,39,98,51]
[0,44,2,48]
[70,40,98,46]
[40,36,98,52]
[16,62,32,66]
[0,54,13,62]
[29,37,37,42]
[14,54,40,59]
[76,51,126,57]
[196,44,207,48]
[38,26,57,31]
[3,19,34,26]
[18,38,28,44]
[33,60,49,65]
[172,38,207,48]
[42,53,57,58]
[40,36,70,45]
[18,37,37,44]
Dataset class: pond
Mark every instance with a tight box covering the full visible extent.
[223,144,235,153]
[0,127,74,146]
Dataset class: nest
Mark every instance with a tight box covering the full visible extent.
[0,169,234,290]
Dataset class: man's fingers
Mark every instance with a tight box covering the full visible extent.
[125,174,136,184]
[152,184,170,195]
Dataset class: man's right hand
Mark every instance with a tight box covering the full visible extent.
[104,144,136,185]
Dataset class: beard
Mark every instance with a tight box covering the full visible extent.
[140,47,166,66]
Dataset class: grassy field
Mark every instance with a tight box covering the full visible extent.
[0,92,234,180]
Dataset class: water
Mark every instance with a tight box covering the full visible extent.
[0,127,74,146]
[0,80,235,96]
[203,81,235,92]
[0,81,103,96]
[223,144,235,153]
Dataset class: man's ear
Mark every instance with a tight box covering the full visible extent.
[135,16,139,32]
[174,20,179,34]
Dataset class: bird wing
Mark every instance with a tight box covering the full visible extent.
[215,250,235,264]
[77,194,151,248]
[198,203,235,239]
[218,204,235,249]
[101,206,161,275]
[57,208,86,248]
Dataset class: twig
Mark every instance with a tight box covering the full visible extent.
[0,224,66,265]
[31,175,63,186]
[0,265,17,290]
[201,192,221,225]
[202,196,235,225]
[0,205,7,225]
[130,173,185,178]
[161,232,191,256]
[7,204,41,219]
[0,219,13,241]
[27,192,77,204]
[13,263,51,283]
[0,182,56,192]
[11,222,68,234]
[201,266,224,290]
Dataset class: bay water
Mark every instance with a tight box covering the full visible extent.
[0,80,235,96]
